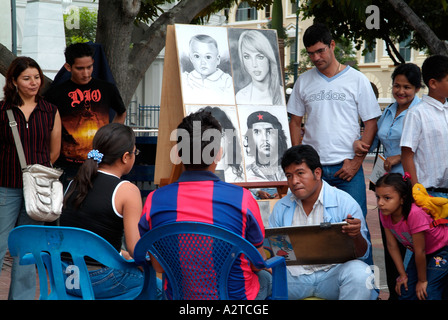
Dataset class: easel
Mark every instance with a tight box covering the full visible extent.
[155,25,289,198]
[154,25,185,187]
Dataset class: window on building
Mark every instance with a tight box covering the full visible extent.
[364,41,376,63]
[399,36,411,62]
[236,1,258,21]
[290,38,297,63]
[290,1,298,15]
[265,5,271,19]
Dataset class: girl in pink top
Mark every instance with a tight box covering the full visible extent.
[376,173,448,300]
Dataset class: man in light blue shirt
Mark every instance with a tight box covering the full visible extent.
[269,145,377,300]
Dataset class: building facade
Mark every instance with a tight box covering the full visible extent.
[224,0,427,109]
[1,0,427,111]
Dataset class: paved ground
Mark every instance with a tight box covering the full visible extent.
[0,156,389,300]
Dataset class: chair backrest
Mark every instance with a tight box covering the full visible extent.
[8,225,140,300]
[134,222,268,300]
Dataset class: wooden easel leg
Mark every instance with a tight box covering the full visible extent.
[159,163,183,187]
[277,185,288,198]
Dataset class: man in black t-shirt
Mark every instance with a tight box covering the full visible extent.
[45,43,126,180]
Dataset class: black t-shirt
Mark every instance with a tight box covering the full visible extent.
[44,78,126,166]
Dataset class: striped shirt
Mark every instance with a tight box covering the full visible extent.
[0,100,57,188]
[400,95,448,188]
[139,170,265,300]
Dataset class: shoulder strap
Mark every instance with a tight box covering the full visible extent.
[6,109,28,169]
[372,103,394,165]
[430,219,448,228]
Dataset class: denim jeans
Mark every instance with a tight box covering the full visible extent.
[254,269,272,300]
[0,187,44,300]
[286,260,376,300]
[398,246,448,300]
[62,261,149,299]
[321,162,367,217]
[427,191,448,199]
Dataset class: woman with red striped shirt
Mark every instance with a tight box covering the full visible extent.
[0,57,61,300]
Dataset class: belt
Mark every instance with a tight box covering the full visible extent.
[87,264,103,271]
[427,187,448,194]
[63,259,103,271]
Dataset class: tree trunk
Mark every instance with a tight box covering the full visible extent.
[387,0,448,56]
[96,0,217,107]
[96,0,139,107]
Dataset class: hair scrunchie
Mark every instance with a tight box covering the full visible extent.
[403,172,411,181]
[87,149,103,164]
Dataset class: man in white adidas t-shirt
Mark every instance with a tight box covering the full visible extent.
[287,23,381,225]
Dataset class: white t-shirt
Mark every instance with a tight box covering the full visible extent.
[400,95,448,188]
[287,66,381,165]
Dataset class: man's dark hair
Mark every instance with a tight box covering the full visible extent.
[303,23,333,48]
[421,54,448,87]
[64,42,94,66]
[245,111,289,161]
[281,145,323,173]
[177,109,222,170]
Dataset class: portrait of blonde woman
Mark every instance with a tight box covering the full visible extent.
[230,29,285,106]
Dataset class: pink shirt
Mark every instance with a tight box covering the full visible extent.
[380,203,448,254]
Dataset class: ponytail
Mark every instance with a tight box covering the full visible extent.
[64,158,99,208]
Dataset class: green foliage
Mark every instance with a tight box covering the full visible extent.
[136,0,174,24]
[271,0,287,39]
[136,0,275,24]
[298,0,448,55]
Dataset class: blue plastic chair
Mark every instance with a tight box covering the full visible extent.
[134,222,288,300]
[7,225,142,300]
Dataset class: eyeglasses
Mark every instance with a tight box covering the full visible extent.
[131,149,140,156]
[306,46,329,57]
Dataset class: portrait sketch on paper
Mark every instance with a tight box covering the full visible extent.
[185,105,245,183]
[175,25,235,105]
[238,105,291,182]
[228,28,285,106]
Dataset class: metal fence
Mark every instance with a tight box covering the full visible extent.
[126,103,160,136]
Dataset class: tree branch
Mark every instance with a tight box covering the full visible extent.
[122,0,141,19]
[0,43,52,90]
[387,0,448,55]
[0,43,16,76]
[129,0,216,68]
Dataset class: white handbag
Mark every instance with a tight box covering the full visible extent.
[7,109,63,222]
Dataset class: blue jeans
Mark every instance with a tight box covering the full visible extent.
[0,187,44,300]
[321,162,367,217]
[428,191,448,199]
[62,261,151,299]
[398,246,448,300]
[255,269,272,300]
[286,260,376,300]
